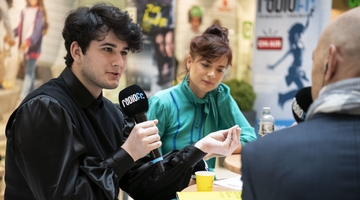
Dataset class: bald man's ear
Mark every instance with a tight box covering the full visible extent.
[324,63,328,75]
[324,44,337,82]
[70,41,83,63]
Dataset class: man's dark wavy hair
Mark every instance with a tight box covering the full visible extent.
[62,2,143,67]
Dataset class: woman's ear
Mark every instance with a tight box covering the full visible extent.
[186,55,192,71]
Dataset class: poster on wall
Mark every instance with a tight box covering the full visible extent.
[0,0,76,90]
[125,0,176,96]
[174,0,237,81]
[252,0,332,131]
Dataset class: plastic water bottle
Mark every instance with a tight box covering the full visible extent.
[258,107,275,137]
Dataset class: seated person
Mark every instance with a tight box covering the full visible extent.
[147,25,257,174]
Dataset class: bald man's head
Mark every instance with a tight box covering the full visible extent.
[311,7,360,100]
[325,7,360,61]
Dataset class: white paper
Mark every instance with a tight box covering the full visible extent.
[214,176,243,190]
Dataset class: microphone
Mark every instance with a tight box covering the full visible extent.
[292,86,313,123]
[118,84,165,173]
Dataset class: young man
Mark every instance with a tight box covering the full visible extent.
[241,7,360,200]
[5,3,240,200]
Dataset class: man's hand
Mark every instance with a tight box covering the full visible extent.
[195,125,241,157]
[121,120,161,161]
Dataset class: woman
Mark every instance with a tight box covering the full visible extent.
[14,0,48,99]
[147,25,257,172]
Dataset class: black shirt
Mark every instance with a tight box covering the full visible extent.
[5,67,206,200]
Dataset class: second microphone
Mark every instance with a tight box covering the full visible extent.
[119,84,165,173]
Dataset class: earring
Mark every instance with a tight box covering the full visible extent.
[187,72,190,85]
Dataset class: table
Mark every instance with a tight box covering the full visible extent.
[182,183,239,192]
[224,154,241,174]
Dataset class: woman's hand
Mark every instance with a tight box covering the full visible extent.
[195,125,241,157]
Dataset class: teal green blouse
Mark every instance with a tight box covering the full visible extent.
[147,75,257,170]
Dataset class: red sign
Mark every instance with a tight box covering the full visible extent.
[257,37,282,50]
[218,0,231,11]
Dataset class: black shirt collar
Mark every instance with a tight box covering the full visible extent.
[61,67,104,108]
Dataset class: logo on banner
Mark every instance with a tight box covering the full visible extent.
[257,0,315,13]
[257,27,282,50]
[257,37,282,50]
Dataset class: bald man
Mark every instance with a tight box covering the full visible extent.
[241,7,360,200]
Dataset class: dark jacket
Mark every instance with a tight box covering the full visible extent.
[5,67,206,200]
[241,113,360,200]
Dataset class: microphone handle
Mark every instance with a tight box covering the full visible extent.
[134,113,147,124]
[135,113,165,173]
[151,151,165,173]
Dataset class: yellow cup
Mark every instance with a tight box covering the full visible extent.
[195,171,215,191]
